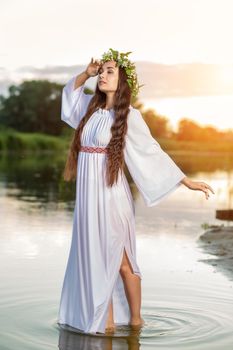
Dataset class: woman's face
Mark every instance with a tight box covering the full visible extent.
[97,60,119,94]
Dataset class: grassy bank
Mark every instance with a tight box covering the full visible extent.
[0,128,69,153]
[0,128,233,154]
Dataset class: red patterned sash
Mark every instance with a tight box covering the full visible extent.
[79,146,108,154]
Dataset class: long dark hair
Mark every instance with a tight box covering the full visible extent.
[63,65,131,187]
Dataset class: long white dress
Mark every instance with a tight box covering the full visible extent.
[57,75,186,334]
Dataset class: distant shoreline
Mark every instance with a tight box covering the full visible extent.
[0,129,233,154]
[0,129,67,153]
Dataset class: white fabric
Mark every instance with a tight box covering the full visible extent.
[124,108,186,206]
[58,76,186,334]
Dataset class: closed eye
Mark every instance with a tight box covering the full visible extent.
[98,70,114,75]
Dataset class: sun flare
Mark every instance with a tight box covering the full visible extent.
[218,65,233,88]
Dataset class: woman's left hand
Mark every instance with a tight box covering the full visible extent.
[184,179,215,200]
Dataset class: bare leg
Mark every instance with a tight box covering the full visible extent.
[119,248,144,325]
[105,248,144,330]
[105,299,115,331]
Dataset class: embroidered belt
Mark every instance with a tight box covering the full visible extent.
[79,146,108,154]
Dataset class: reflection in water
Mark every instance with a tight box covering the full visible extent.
[0,152,233,210]
[0,152,76,210]
[58,325,141,350]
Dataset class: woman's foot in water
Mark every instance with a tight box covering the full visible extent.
[105,322,116,333]
[129,317,145,329]
[96,323,116,335]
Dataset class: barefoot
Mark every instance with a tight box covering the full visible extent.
[129,317,145,327]
[105,323,116,333]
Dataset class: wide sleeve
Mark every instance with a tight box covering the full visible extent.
[61,75,93,129]
[123,108,186,207]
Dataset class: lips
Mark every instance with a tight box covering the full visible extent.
[99,81,106,84]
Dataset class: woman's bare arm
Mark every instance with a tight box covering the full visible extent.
[180,176,215,200]
[74,58,102,90]
[74,71,90,90]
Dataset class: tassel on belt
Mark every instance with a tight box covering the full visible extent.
[79,146,108,154]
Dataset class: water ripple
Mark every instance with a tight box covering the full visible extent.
[55,300,233,349]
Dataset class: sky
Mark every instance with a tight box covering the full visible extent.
[1,0,233,69]
[1,0,233,130]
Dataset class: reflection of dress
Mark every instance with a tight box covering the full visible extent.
[57,76,186,334]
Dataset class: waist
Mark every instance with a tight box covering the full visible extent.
[79,146,108,154]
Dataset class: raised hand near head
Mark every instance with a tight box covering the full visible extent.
[85,57,102,77]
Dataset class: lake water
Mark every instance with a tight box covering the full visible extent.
[1,152,233,350]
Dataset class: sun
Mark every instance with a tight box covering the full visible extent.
[218,65,233,88]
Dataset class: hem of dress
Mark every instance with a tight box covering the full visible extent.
[57,243,141,334]
[57,319,131,336]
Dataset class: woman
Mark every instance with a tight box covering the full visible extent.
[57,49,214,335]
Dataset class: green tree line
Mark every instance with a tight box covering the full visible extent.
[0,80,63,135]
[0,79,233,143]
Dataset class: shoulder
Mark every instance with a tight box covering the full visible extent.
[128,106,143,119]
[125,106,152,140]
[127,106,145,125]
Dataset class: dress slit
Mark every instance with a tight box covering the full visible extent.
[101,244,140,331]
[96,243,130,333]
[120,246,136,275]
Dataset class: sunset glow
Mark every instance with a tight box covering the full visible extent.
[1,0,233,131]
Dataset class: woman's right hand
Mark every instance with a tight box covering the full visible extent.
[85,57,102,77]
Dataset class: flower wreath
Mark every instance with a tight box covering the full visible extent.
[100,48,144,98]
